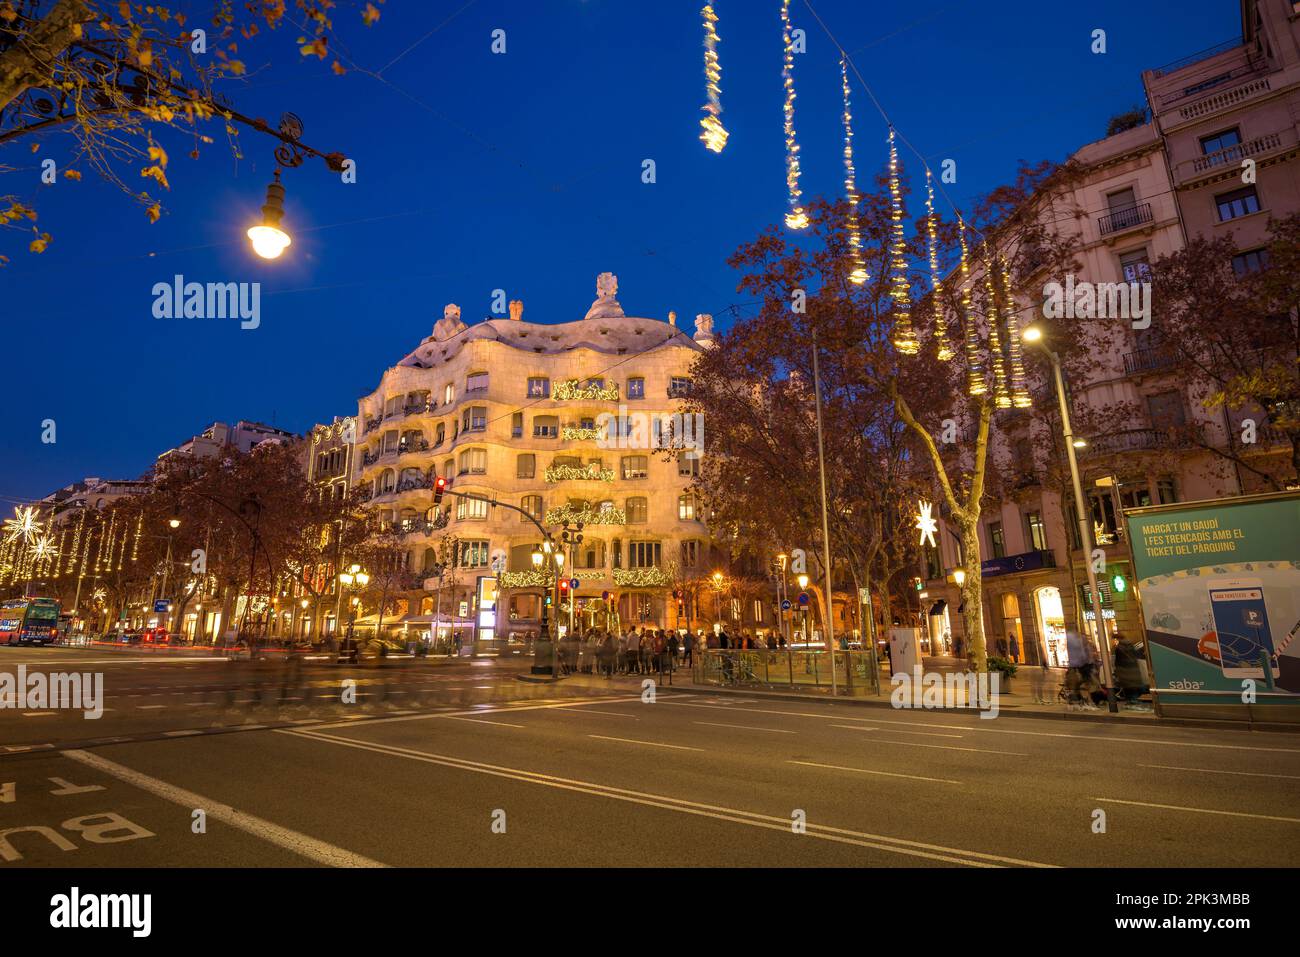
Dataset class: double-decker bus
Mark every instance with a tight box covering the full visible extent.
[0,597,61,645]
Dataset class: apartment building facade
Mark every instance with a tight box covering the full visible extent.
[352,274,725,649]
[919,0,1300,666]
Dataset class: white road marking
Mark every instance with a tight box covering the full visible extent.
[282,729,1053,868]
[662,700,1300,753]
[1092,796,1300,825]
[829,728,1026,755]
[789,760,961,785]
[552,707,639,718]
[693,721,796,734]
[21,711,57,717]
[61,749,387,866]
[446,716,525,729]
[136,705,166,710]
[1140,764,1300,781]
[588,734,703,752]
[163,730,202,737]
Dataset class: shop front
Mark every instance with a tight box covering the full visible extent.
[1033,585,1068,667]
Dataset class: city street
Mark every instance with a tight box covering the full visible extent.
[3,646,1297,868]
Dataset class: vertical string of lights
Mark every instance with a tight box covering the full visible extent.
[840,55,868,285]
[54,526,67,579]
[998,254,1032,408]
[780,0,808,229]
[925,169,953,360]
[116,517,128,571]
[887,128,918,354]
[956,223,982,395]
[980,242,1011,408]
[699,4,728,153]
[67,509,84,575]
[131,510,142,563]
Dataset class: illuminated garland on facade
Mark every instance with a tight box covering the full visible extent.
[957,218,985,396]
[613,566,672,588]
[544,464,616,484]
[780,0,807,229]
[131,510,142,562]
[925,169,953,361]
[544,503,626,526]
[560,426,604,442]
[840,55,867,285]
[553,379,619,402]
[998,254,1032,408]
[699,4,729,153]
[888,128,917,354]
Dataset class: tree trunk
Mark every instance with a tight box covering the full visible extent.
[960,521,988,674]
[0,0,91,111]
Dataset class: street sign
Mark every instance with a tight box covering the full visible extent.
[797,592,809,606]
[153,599,170,613]
[780,599,792,611]
[569,578,579,591]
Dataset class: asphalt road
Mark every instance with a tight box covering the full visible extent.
[2,646,1298,868]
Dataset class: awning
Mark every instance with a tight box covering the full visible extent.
[928,600,948,616]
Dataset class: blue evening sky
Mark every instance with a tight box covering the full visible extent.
[1,0,1239,501]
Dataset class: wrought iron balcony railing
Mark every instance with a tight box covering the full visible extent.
[1098,202,1152,236]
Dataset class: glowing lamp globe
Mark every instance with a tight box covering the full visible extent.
[247,224,291,260]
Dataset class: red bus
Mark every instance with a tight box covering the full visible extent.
[0,597,61,645]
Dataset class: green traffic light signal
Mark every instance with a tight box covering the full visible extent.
[1111,573,1127,594]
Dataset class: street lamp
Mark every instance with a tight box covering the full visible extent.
[247,170,292,259]
[338,564,369,642]
[711,571,724,631]
[1024,321,1117,711]
[953,568,966,587]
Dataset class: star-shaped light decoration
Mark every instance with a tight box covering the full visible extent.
[4,505,40,544]
[30,533,59,563]
[915,500,939,549]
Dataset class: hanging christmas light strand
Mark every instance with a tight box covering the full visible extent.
[699,4,729,153]
[67,508,84,575]
[980,242,1011,408]
[956,218,985,394]
[780,0,808,229]
[840,55,867,285]
[925,168,953,360]
[998,254,1032,408]
[131,510,142,562]
[887,128,918,354]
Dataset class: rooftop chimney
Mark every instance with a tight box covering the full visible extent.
[509,299,524,321]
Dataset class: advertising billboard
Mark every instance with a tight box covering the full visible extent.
[1125,492,1300,716]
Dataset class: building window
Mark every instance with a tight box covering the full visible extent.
[628,541,662,568]
[1120,484,1153,510]
[1119,248,1151,284]
[626,377,645,400]
[1232,248,1270,275]
[459,540,490,568]
[668,376,692,397]
[527,377,550,398]
[988,521,1006,559]
[532,415,559,438]
[457,494,489,521]
[1145,391,1186,429]
[511,412,523,439]
[463,406,487,432]
[444,384,455,405]
[1216,185,1260,222]
[611,539,622,569]
[458,448,487,475]
[753,600,764,624]
[626,497,648,524]
[466,372,489,393]
[678,493,697,521]
[1157,478,1178,504]
[521,494,544,522]
[382,430,399,453]
[680,540,700,568]
[621,455,648,480]
[1199,127,1240,163]
[677,451,699,477]
[517,454,535,479]
[434,422,446,446]
[1026,512,1047,552]
[1087,491,1120,545]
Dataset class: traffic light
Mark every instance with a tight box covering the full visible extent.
[913,577,924,591]
[559,579,570,595]
[1111,572,1127,594]
[433,475,448,505]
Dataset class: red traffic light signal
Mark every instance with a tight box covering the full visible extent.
[559,579,570,593]
[433,475,448,505]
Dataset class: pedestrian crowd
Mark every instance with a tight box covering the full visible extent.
[548,626,790,678]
